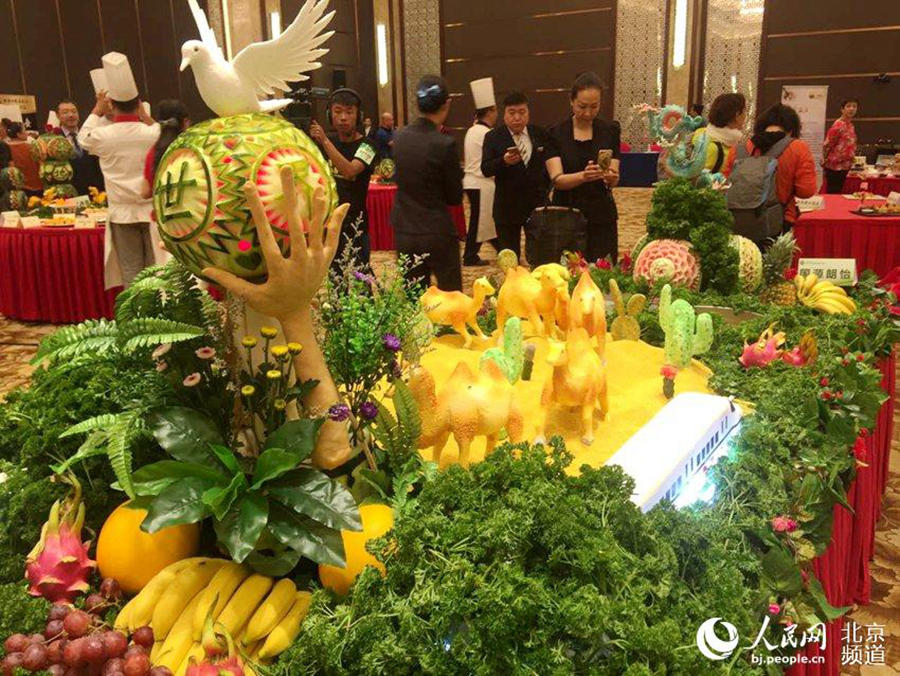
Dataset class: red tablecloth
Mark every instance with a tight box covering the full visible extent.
[793,195,900,278]
[787,350,895,675]
[366,183,467,251]
[0,227,118,323]
[843,174,900,197]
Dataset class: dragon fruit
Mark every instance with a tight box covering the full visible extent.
[739,324,786,369]
[633,239,701,290]
[25,476,96,604]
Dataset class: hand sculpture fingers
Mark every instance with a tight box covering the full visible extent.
[243,182,281,264]
[201,266,259,305]
[307,185,327,251]
[324,204,350,263]
[280,166,308,262]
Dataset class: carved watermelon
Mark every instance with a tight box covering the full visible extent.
[730,235,763,293]
[153,114,337,279]
[46,135,75,161]
[53,184,78,199]
[50,162,74,183]
[633,239,701,290]
[7,190,27,211]
[0,167,24,190]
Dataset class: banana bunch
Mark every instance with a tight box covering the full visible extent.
[114,557,312,675]
[794,274,857,315]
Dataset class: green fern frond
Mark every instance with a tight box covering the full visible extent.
[200,292,222,331]
[392,381,421,453]
[119,317,206,353]
[371,402,400,456]
[115,275,171,321]
[60,413,120,438]
[32,320,119,364]
[108,410,139,498]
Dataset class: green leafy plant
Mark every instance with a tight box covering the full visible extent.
[131,407,362,576]
[45,262,232,498]
[645,177,740,294]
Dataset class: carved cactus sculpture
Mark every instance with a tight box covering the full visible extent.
[608,279,646,341]
[658,284,713,369]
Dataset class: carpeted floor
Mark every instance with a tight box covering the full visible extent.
[0,187,896,672]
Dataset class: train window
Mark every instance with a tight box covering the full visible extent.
[714,431,719,444]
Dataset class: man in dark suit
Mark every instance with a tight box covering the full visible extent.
[58,100,105,195]
[481,91,548,261]
[391,75,464,292]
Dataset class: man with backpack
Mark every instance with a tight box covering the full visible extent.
[727,103,817,248]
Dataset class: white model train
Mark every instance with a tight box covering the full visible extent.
[606,392,743,512]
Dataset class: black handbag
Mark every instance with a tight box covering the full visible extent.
[524,188,587,267]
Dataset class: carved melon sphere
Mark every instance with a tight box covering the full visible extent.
[153,113,337,279]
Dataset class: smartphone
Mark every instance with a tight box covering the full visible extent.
[597,149,613,171]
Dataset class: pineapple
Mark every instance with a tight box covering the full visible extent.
[759,232,799,306]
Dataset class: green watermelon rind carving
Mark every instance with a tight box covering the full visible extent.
[153,113,337,279]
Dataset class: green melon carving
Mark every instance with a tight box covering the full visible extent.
[0,167,24,190]
[7,190,27,211]
[46,135,75,161]
[51,162,74,183]
[53,184,78,199]
[153,114,338,279]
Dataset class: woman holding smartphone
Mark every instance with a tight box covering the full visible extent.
[545,72,621,262]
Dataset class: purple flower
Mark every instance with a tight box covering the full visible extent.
[328,403,351,422]
[359,401,379,420]
[383,333,402,352]
[353,270,375,286]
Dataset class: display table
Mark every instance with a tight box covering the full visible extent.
[0,227,118,323]
[793,195,900,278]
[843,174,900,197]
[366,183,467,251]
[788,351,895,676]
[619,151,659,187]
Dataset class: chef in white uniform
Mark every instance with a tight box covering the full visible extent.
[78,52,165,289]
[462,77,499,266]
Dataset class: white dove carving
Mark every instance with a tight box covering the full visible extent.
[180,0,335,117]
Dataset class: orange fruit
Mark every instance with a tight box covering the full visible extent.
[96,502,201,594]
[318,504,394,596]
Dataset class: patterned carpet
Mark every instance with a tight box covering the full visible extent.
[0,187,896,672]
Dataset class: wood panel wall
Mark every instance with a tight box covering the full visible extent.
[759,0,900,145]
[439,0,618,150]
[281,0,377,124]
[1,0,214,126]
[0,0,375,129]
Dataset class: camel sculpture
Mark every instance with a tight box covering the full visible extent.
[569,270,607,356]
[537,328,609,446]
[496,265,567,338]
[421,277,495,348]
[408,360,524,468]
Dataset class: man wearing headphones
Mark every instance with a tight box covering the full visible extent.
[309,88,376,269]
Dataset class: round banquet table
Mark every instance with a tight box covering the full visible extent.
[793,195,900,278]
[0,226,119,324]
[843,174,900,197]
[366,183,468,251]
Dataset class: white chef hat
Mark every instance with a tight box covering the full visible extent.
[47,111,60,129]
[101,52,139,101]
[469,77,495,110]
[90,68,109,95]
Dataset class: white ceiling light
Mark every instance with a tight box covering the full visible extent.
[673,0,688,68]
[269,11,282,39]
[376,23,390,87]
